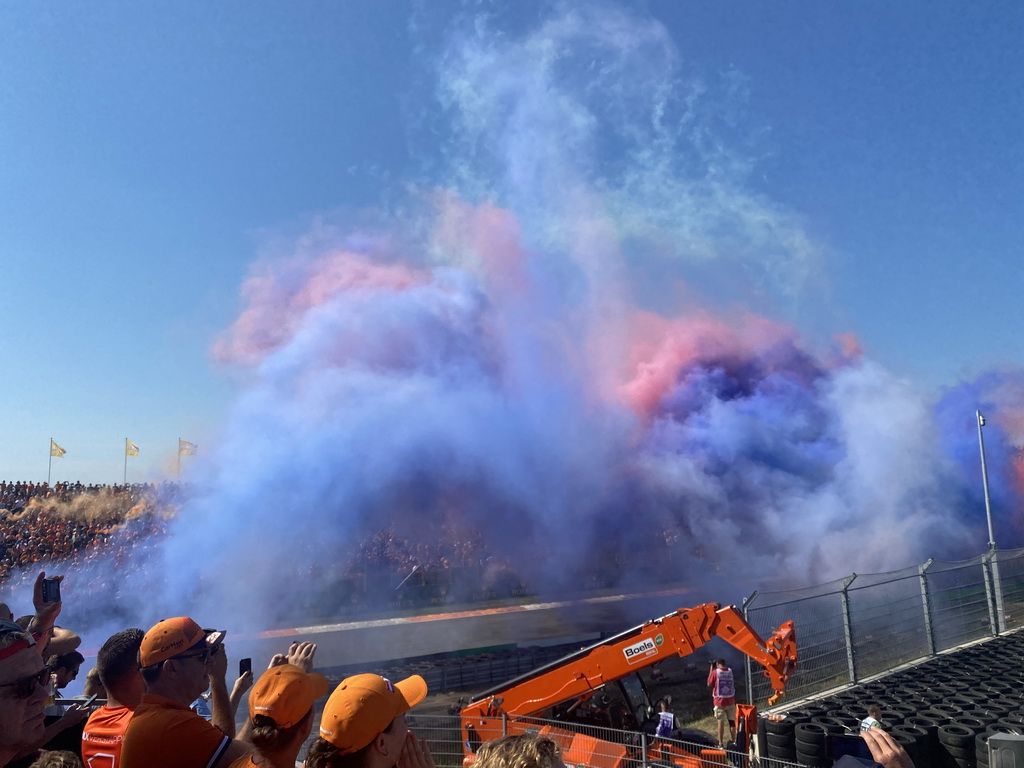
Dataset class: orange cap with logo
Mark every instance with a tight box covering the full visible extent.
[319,673,427,753]
[139,617,206,667]
[250,663,329,728]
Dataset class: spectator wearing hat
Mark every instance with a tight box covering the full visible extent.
[0,620,50,768]
[120,617,251,768]
[81,629,144,768]
[230,659,328,768]
[306,673,434,768]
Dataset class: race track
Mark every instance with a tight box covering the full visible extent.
[246,586,697,667]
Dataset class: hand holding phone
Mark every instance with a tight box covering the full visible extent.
[239,658,252,677]
[41,578,61,603]
[829,734,875,762]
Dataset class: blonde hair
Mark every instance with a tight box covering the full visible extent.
[475,735,563,768]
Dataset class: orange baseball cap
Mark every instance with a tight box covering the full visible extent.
[319,673,427,753]
[249,663,329,728]
[139,617,207,666]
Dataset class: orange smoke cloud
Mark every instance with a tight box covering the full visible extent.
[213,251,427,366]
[431,191,527,293]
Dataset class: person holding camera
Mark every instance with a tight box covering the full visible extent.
[120,617,252,768]
[706,659,736,748]
[230,648,328,768]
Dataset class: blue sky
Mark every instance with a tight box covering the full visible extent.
[1,0,1021,485]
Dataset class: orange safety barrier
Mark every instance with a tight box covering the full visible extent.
[563,732,628,768]
[699,748,727,768]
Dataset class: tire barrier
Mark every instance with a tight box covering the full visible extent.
[763,631,1024,766]
[794,722,832,768]
[977,725,1023,768]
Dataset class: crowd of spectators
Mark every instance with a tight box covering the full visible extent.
[0,482,518,615]
[0,571,915,768]
[0,482,173,584]
[0,485,916,768]
[0,480,668,624]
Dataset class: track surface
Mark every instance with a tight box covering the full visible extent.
[246,586,696,667]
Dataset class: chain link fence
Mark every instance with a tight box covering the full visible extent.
[406,712,806,768]
[743,547,1024,707]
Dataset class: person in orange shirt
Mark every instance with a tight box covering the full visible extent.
[229,658,328,768]
[81,628,145,768]
[120,617,251,768]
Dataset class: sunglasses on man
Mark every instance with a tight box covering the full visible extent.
[0,667,50,701]
[170,648,210,663]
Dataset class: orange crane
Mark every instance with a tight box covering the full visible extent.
[461,603,796,767]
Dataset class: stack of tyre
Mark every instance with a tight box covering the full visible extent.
[764,632,1024,768]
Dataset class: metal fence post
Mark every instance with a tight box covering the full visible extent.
[982,553,999,637]
[992,550,1006,634]
[641,733,649,768]
[841,574,858,684]
[742,590,758,706]
[919,559,936,657]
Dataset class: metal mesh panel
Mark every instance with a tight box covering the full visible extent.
[848,571,928,680]
[746,585,850,705]
[408,713,467,768]
[925,556,994,651]
[995,548,1024,631]
[402,713,806,768]
[745,551,1024,705]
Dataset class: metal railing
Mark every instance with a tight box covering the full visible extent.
[405,713,806,768]
[743,547,1024,706]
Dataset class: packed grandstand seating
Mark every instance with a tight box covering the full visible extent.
[0,481,558,619]
[0,480,657,623]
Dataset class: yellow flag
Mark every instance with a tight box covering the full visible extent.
[178,439,197,456]
[50,440,66,458]
[126,440,139,457]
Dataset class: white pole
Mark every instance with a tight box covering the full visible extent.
[977,410,996,550]
[977,410,1004,632]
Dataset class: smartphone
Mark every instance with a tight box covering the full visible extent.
[82,693,99,708]
[829,733,874,762]
[239,658,252,677]
[206,630,226,650]
[41,578,61,603]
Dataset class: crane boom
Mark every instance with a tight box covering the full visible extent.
[461,602,797,762]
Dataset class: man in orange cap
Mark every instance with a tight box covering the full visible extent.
[120,617,251,768]
[305,673,435,768]
[229,654,328,768]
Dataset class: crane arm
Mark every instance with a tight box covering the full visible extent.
[462,603,797,723]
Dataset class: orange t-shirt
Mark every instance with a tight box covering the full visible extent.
[120,693,231,768]
[81,705,134,768]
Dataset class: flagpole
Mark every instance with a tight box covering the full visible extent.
[124,438,128,485]
[47,438,52,486]
[177,438,181,481]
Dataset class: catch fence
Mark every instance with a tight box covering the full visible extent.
[743,547,1024,707]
